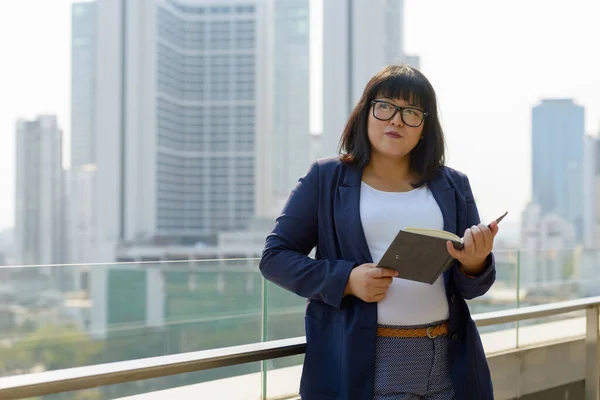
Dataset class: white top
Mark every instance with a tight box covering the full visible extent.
[359,181,450,326]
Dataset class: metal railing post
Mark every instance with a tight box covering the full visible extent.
[516,250,521,348]
[261,275,269,400]
[586,305,600,400]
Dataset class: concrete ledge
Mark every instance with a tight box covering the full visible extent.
[489,337,587,399]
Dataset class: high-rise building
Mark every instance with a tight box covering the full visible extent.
[582,133,600,248]
[69,2,98,266]
[65,165,97,265]
[582,135,598,248]
[92,0,310,261]
[321,0,414,157]
[71,1,97,168]
[531,99,585,240]
[15,115,65,266]
[595,137,600,247]
[272,0,311,211]
[520,202,576,288]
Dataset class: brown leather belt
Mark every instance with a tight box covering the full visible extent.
[377,321,449,339]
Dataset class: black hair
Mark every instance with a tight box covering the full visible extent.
[339,63,446,187]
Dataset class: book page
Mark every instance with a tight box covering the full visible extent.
[403,227,462,242]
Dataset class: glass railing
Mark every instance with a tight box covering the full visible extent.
[0,247,597,399]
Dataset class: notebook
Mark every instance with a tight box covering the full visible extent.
[376,211,507,284]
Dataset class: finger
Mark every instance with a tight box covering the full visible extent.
[373,292,387,302]
[471,226,486,256]
[378,277,393,285]
[472,224,485,249]
[479,222,494,250]
[489,220,499,236]
[367,291,386,302]
[374,277,393,288]
[463,228,475,257]
[370,267,398,278]
[446,241,460,259]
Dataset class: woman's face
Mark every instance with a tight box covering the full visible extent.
[366,96,426,161]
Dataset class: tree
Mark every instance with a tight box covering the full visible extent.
[0,324,102,375]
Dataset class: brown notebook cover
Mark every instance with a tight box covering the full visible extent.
[377,211,507,284]
[377,230,462,285]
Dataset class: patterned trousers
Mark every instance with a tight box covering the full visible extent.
[373,321,454,400]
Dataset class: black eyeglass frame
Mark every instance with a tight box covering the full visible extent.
[370,100,429,128]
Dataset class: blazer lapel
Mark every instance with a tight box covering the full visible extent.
[428,169,457,287]
[428,169,457,235]
[338,164,373,264]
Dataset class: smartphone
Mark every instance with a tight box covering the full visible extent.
[489,211,508,228]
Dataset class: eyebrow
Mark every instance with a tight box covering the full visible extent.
[377,98,422,109]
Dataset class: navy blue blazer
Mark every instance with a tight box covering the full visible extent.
[260,156,495,400]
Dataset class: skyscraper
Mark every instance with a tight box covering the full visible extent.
[272,0,310,210]
[69,2,98,265]
[582,134,600,248]
[582,135,597,248]
[15,116,65,266]
[71,1,97,168]
[321,0,414,157]
[531,99,585,239]
[92,0,309,261]
[65,165,97,264]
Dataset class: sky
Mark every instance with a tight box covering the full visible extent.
[0,0,599,242]
[400,0,600,236]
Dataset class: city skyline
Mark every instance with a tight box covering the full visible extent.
[1,0,600,236]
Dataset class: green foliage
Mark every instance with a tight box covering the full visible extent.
[0,324,102,374]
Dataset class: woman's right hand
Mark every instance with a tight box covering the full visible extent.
[344,263,399,302]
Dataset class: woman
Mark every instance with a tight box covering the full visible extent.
[259,64,498,400]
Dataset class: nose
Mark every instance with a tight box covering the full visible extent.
[390,110,404,126]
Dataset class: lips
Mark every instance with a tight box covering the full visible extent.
[385,131,402,139]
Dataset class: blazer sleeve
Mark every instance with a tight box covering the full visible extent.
[451,174,496,300]
[259,161,356,309]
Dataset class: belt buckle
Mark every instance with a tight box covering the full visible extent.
[426,326,437,339]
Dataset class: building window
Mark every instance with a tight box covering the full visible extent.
[236,5,255,14]
[211,6,231,14]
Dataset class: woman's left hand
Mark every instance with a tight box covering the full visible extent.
[446,221,499,276]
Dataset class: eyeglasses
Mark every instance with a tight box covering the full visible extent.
[371,100,428,128]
